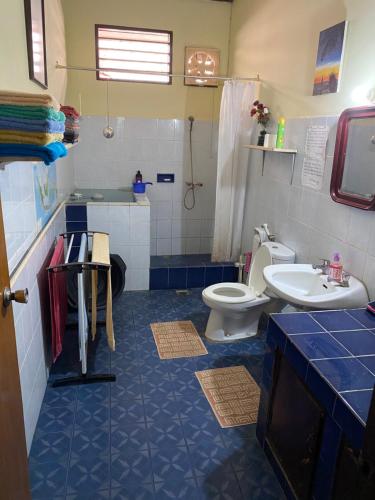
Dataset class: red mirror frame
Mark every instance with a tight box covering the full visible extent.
[330,106,375,210]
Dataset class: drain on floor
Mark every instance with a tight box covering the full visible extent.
[176,289,191,296]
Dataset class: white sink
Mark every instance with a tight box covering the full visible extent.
[263,264,369,309]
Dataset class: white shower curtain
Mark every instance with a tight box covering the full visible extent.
[212,81,256,262]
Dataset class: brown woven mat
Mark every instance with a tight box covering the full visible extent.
[150,321,208,359]
[195,365,260,427]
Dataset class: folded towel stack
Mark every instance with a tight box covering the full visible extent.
[0,91,67,165]
[60,105,80,144]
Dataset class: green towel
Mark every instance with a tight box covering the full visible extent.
[0,104,65,122]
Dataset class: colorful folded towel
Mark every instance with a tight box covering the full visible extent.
[0,130,64,146]
[0,118,65,133]
[0,104,65,122]
[60,105,80,119]
[0,90,60,110]
[0,142,67,165]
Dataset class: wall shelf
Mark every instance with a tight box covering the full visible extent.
[0,140,79,169]
[244,144,298,184]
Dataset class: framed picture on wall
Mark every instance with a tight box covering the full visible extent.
[24,0,48,89]
[312,21,347,96]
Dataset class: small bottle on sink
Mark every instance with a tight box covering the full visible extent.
[135,170,143,183]
[329,252,343,282]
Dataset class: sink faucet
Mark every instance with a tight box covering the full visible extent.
[312,259,330,275]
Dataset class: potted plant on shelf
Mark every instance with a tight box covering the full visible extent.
[250,101,271,146]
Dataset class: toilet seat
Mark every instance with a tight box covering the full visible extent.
[203,282,256,304]
[203,245,273,306]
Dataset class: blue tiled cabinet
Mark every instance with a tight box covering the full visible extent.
[261,351,325,499]
[257,311,375,500]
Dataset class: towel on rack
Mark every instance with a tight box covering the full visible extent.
[0,142,67,165]
[48,236,68,362]
[0,130,63,146]
[91,233,115,351]
[0,104,65,122]
[0,117,65,133]
[0,90,60,110]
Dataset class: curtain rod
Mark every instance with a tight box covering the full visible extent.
[55,63,260,82]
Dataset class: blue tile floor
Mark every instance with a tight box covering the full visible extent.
[29,288,285,499]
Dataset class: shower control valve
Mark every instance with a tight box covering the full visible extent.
[185,182,203,187]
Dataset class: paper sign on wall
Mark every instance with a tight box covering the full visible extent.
[301,125,329,190]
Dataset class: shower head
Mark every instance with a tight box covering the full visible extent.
[188,115,195,132]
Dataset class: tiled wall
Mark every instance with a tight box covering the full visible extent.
[0,162,37,273]
[10,205,66,452]
[242,115,375,300]
[66,202,151,290]
[69,116,218,256]
[0,156,73,273]
[0,156,74,453]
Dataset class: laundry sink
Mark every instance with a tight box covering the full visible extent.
[263,264,369,309]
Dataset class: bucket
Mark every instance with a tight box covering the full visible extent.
[133,182,153,193]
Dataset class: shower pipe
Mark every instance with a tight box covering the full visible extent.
[55,63,261,82]
[183,116,202,211]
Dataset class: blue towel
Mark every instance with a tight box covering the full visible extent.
[0,142,67,165]
[0,117,65,133]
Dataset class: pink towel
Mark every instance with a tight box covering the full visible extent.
[244,252,252,273]
[48,236,67,362]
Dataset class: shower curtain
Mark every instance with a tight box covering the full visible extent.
[212,81,256,262]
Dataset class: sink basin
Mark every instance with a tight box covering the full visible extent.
[263,264,369,309]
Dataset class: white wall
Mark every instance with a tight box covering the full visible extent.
[70,116,218,255]
[229,0,375,118]
[0,0,67,103]
[87,202,150,290]
[62,0,230,120]
[242,115,375,300]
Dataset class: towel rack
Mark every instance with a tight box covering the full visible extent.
[48,231,116,387]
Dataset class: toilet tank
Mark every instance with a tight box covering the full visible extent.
[262,242,295,265]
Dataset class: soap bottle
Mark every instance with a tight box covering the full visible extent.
[135,170,143,183]
[329,252,343,282]
[276,117,285,148]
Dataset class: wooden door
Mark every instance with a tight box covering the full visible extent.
[0,197,31,499]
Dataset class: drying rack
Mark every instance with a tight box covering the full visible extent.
[47,230,116,387]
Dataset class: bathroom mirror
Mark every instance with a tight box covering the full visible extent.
[331,106,375,210]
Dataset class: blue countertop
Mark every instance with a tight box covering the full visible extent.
[268,308,375,448]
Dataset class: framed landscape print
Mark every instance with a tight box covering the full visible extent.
[24,0,48,89]
[313,21,347,96]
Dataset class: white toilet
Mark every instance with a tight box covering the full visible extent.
[202,242,295,342]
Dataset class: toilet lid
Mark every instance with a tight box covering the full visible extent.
[248,245,272,295]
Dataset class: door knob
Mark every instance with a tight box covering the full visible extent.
[2,288,29,308]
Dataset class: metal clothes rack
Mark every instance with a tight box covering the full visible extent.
[47,231,116,388]
[55,62,261,82]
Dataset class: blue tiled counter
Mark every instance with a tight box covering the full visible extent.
[257,308,375,500]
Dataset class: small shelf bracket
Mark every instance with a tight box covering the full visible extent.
[245,145,298,185]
